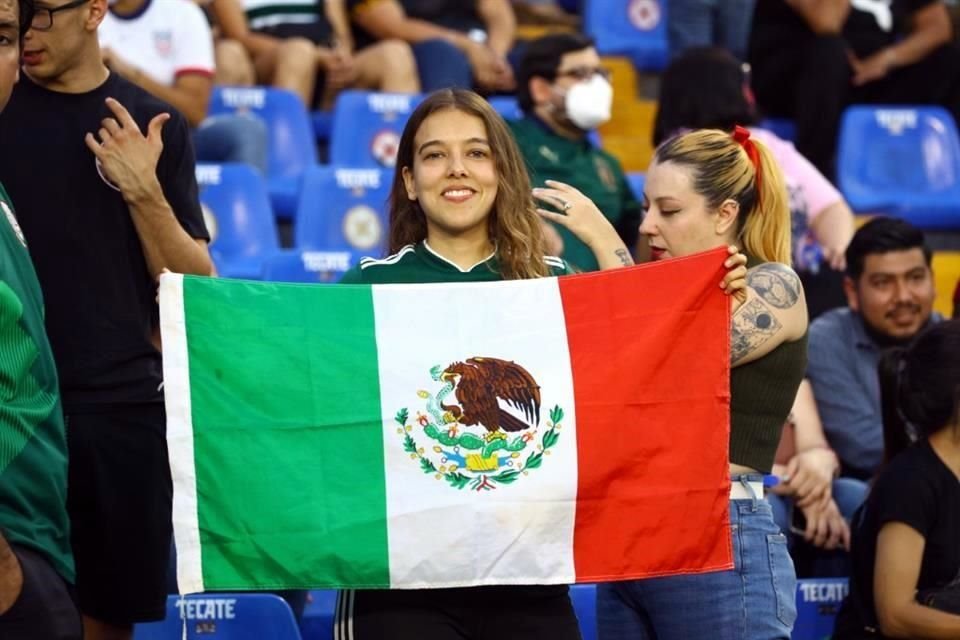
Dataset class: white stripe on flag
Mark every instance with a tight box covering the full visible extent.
[373,278,578,588]
[159,274,205,594]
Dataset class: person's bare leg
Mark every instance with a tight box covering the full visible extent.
[262,37,318,107]
[352,40,421,93]
[215,39,256,86]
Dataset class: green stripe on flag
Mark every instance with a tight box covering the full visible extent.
[183,278,390,588]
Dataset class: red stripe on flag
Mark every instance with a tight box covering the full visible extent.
[559,249,733,581]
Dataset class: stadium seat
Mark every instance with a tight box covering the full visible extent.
[626,172,645,199]
[793,578,849,640]
[291,165,391,276]
[329,91,424,168]
[570,584,597,640]
[260,250,357,283]
[299,589,337,640]
[584,0,669,72]
[196,163,280,280]
[488,96,522,121]
[209,86,319,219]
[837,105,960,229]
[134,594,302,640]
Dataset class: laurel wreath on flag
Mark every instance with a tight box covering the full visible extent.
[394,406,563,491]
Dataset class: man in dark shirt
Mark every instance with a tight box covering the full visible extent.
[0,0,212,638]
[748,0,959,178]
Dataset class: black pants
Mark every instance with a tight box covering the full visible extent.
[335,585,583,640]
[66,405,173,624]
[750,35,960,179]
[0,543,82,640]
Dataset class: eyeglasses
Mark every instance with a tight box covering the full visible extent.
[555,66,612,82]
[30,0,91,31]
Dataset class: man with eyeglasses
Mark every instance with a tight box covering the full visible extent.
[0,0,82,638]
[0,0,213,638]
[508,33,641,272]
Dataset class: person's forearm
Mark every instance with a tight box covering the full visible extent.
[880,601,960,639]
[119,69,209,128]
[589,236,634,270]
[885,23,952,70]
[809,201,854,256]
[123,177,213,278]
[325,0,354,49]
[478,0,515,56]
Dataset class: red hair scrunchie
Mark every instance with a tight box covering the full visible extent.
[732,125,763,207]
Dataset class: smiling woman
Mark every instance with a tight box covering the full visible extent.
[334,88,751,640]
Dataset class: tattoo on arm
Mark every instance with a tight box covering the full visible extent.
[731,298,783,364]
[614,249,634,266]
[747,263,801,309]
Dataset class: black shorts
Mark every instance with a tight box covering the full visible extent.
[334,585,582,640]
[66,404,172,624]
[0,543,82,640]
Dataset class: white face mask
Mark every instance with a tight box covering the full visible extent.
[562,75,613,131]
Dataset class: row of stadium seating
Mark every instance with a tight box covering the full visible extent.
[196,162,647,282]
[134,578,849,640]
[208,86,960,230]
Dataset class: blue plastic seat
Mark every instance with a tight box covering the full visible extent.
[626,172,645,200]
[570,584,597,640]
[329,91,424,168]
[488,96,522,121]
[837,105,960,229]
[289,165,391,278]
[209,86,318,219]
[584,0,669,71]
[299,589,337,640]
[196,163,279,280]
[260,250,359,283]
[134,594,301,640]
[793,578,849,640]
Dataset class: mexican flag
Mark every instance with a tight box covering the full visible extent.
[161,249,733,594]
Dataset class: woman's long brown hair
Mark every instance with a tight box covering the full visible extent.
[387,88,550,280]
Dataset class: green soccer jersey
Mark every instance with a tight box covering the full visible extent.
[0,182,74,582]
[340,241,575,284]
[508,116,641,272]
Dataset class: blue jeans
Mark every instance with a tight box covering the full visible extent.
[667,0,756,61]
[597,480,797,639]
[769,477,869,577]
[412,40,473,92]
[193,113,269,174]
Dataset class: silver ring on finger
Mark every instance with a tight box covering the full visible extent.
[561,200,572,212]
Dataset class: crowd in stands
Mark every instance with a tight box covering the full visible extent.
[1,0,960,639]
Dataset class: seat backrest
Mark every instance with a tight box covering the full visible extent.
[837,105,960,212]
[626,172,645,200]
[570,584,597,640]
[488,96,522,121]
[329,91,424,168]
[210,86,318,178]
[583,0,669,71]
[294,166,391,259]
[792,578,850,640]
[196,163,279,265]
[134,594,301,640]
[260,250,359,282]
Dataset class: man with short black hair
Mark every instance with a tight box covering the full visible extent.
[805,216,938,480]
[509,33,640,271]
[0,1,212,638]
[0,1,82,637]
